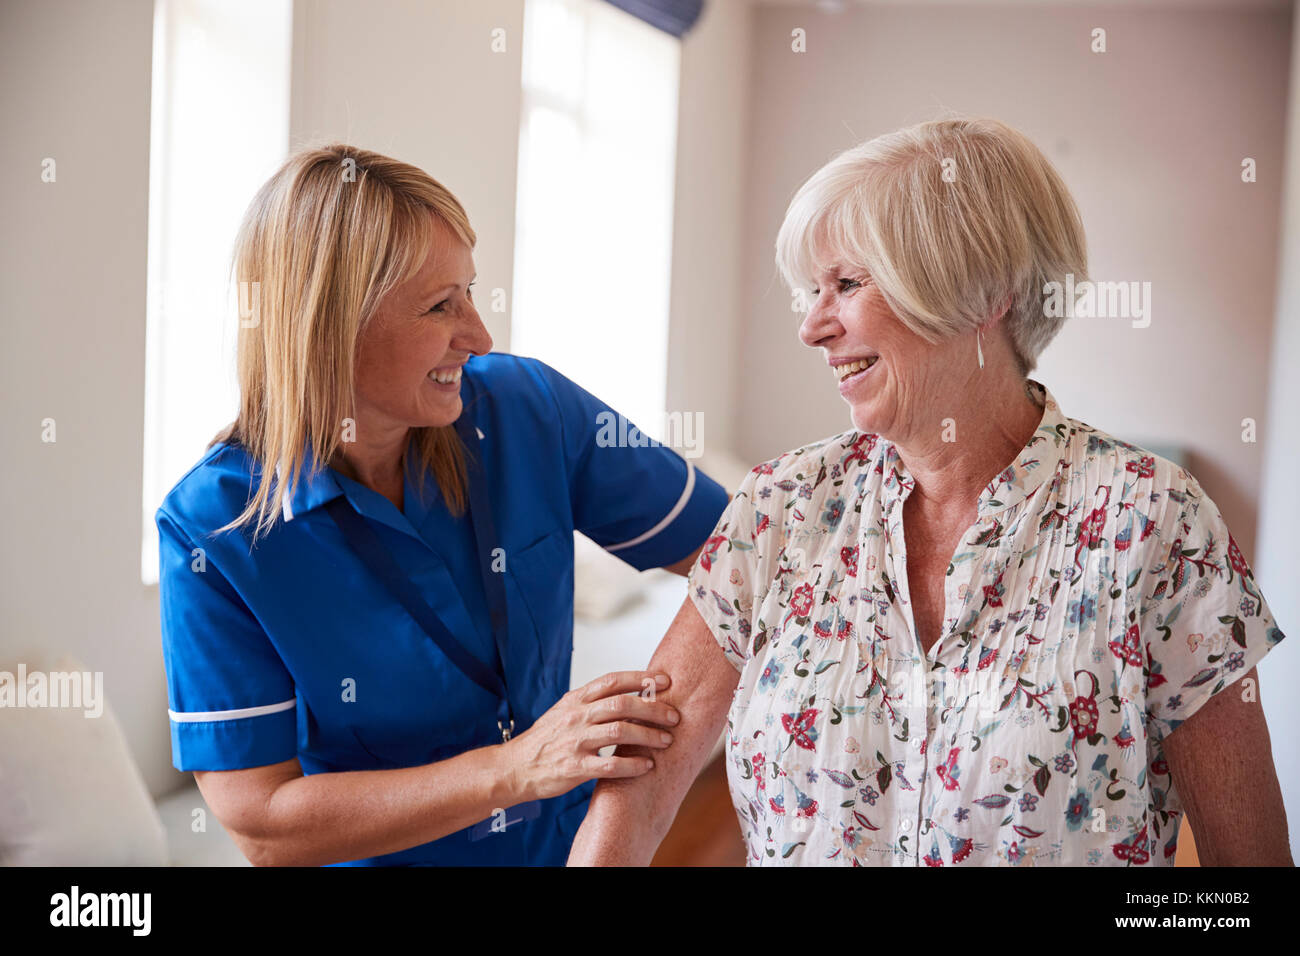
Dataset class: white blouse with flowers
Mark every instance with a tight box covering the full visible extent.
[687,379,1286,866]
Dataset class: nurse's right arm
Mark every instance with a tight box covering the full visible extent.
[194,669,679,867]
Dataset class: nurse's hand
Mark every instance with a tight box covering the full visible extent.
[504,671,680,803]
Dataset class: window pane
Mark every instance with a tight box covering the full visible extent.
[513,0,679,441]
[142,0,291,584]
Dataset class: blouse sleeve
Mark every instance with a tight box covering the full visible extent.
[687,460,782,671]
[1139,472,1287,744]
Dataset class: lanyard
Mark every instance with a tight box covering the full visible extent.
[323,379,517,743]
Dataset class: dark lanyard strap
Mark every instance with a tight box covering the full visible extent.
[324,381,516,741]
[450,396,513,684]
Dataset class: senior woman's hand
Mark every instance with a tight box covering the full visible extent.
[502,670,682,803]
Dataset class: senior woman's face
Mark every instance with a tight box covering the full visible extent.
[800,263,966,443]
[353,213,492,432]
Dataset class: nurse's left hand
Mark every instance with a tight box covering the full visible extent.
[502,670,680,803]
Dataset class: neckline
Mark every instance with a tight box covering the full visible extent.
[877,379,1069,519]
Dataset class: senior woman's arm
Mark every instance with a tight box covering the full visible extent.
[1159,666,1292,866]
[568,596,740,865]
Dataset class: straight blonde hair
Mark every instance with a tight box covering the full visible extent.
[775,116,1088,376]
[211,143,473,541]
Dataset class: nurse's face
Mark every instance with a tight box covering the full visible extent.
[799,260,969,445]
[353,213,492,432]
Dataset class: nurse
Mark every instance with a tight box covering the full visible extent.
[156,144,730,866]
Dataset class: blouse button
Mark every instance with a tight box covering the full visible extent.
[900,819,913,832]
[910,737,922,751]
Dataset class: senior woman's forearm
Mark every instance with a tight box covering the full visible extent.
[569,597,739,865]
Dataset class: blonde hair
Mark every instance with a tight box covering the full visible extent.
[775,116,1088,375]
[211,143,473,540]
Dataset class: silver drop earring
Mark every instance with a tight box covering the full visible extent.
[977,328,985,369]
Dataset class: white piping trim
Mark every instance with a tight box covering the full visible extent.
[168,698,297,723]
[605,459,696,553]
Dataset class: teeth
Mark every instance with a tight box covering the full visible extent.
[428,367,463,385]
[833,356,878,380]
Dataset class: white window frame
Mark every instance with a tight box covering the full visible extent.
[142,0,292,584]
[511,0,681,440]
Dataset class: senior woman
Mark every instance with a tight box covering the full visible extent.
[156,144,730,866]
[569,117,1291,867]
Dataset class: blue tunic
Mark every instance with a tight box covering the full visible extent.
[157,353,728,865]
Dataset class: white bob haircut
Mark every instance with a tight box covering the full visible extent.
[775,116,1088,376]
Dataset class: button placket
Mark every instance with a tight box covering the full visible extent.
[887,484,941,807]
[899,688,929,862]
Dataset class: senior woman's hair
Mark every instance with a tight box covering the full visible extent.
[210,143,472,540]
[775,116,1088,376]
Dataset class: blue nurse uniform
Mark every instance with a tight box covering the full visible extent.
[156,352,728,865]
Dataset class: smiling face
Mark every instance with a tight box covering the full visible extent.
[800,261,972,444]
[352,212,492,435]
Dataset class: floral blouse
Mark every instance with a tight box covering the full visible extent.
[688,379,1286,866]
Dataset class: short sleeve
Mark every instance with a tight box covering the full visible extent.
[157,508,298,771]
[687,464,779,672]
[1140,475,1287,743]
[532,358,729,570]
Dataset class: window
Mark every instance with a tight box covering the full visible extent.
[512,0,681,439]
[142,0,291,584]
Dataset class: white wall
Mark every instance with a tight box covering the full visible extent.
[1257,4,1300,866]
[0,0,171,793]
[665,0,753,457]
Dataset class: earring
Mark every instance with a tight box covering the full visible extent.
[977,328,985,369]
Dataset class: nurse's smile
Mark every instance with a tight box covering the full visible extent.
[426,364,464,388]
